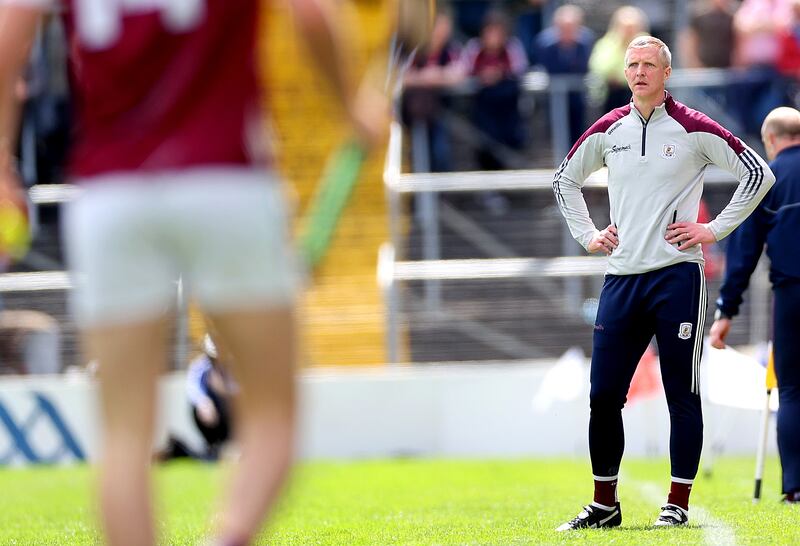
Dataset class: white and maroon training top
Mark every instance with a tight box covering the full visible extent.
[553,92,775,275]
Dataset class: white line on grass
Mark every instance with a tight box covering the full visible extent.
[634,480,737,546]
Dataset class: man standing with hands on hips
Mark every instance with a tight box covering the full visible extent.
[710,106,800,504]
[553,35,774,530]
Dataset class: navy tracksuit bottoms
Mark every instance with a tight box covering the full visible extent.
[590,262,706,480]
[774,281,800,494]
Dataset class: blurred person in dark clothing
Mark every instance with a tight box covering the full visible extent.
[187,334,236,459]
[452,0,491,38]
[515,0,551,66]
[732,0,794,134]
[402,9,462,173]
[156,334,235,462]
[680,0,736,69]
[710,107,800,503]
[535,4,594,145]
[679,1,738,131]
[17,15,70,187]
[462,9,529,171]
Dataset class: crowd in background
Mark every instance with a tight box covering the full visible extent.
[401,0,800,174]
[15,1,800,182]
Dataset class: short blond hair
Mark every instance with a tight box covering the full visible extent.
[624,35,672,68]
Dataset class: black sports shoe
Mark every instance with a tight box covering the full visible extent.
[556,503,622,531]
[782,491,800,504]
[654,504,689,526]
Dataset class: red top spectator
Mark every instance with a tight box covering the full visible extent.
[777,0,800,77]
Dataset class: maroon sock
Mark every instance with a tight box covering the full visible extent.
[593,477,618,507]
[667,480,693,511]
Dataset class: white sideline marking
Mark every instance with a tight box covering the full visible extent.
[634,481,736,546]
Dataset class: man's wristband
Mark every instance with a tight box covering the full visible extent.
[714,309,732,321]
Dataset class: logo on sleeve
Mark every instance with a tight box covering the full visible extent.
[610,144,631,154]
[662,144,677,159]
[678,322,693,340]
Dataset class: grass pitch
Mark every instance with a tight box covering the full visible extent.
[0,457,797,545]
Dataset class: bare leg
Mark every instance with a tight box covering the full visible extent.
[86,317,169,546]
[206,306,296,544]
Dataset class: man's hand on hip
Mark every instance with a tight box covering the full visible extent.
[665,222,716,251]
[588,224,618,255]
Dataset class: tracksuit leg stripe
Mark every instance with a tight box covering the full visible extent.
[691,264,706,395]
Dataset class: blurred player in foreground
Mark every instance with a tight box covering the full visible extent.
[553,36,774,530]
[0,1,384,545]
[710,106,800,503]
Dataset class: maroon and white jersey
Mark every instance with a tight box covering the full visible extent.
[6,0,267,177]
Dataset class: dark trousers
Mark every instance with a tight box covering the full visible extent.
[192,392,231,458]
[590,262,706,479]
[774,281,800,494]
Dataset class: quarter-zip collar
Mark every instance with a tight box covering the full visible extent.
[630,91,671,123]
[630,92,672,158]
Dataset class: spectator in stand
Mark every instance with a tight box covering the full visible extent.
[0,309,61,375]
[777,0,800,81]
[515,0,552,67]
[568,0,624,37]
[680,0,736,69]
[535,4,595,145]
[631,0,670,40]
[402,9,462,173]
[16,15,70,187]
[679,1,737,130]
[589,5,649,112]
[452,0,491,38]
[732,0,794,134]
[462,9,529,171]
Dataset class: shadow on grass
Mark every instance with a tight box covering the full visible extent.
[614,524,702,532]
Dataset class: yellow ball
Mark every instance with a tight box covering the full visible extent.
[0,201,30,260]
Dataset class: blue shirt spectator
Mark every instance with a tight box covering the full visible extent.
[534,4,594,144]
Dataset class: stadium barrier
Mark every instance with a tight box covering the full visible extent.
[0,354,777,465]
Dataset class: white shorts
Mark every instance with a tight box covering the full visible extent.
[63,167,299,328]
